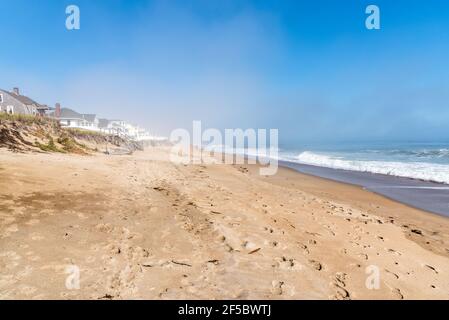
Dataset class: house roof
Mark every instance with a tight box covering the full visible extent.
[83,114,97,123]
[54,108,97,122]
[58,108,83,119]
[9,92,37,105]
[0,88,46,108]
[98,118,110,128]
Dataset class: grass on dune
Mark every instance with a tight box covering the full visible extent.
[65,128,106,137]
[35,137,65,153]
[0,112,57,125]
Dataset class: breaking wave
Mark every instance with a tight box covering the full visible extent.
[295,151,449,184]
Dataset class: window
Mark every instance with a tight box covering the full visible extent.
[0,94,3,103]
[6,106,14,114]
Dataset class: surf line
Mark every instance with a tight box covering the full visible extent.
[367,186,449,190]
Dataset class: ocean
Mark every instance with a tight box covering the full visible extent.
[278,142,449,185]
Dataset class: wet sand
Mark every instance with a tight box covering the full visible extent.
[281,160,449,217]
[0,147,448,299]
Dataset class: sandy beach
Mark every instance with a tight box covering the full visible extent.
[0,147,448,300]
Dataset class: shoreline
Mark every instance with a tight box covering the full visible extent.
[278,159,449,218]
[0,148,448,299]
[261,163,449,259]
[224,149,449,218]
[279,163,446,219]
[269,162,449,258]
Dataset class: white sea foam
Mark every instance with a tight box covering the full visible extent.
[295,151,449,184]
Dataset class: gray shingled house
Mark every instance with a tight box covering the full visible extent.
[0,87,49,116]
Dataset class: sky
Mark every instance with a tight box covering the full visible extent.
[0,0,448,144]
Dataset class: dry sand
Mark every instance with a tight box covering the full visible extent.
[0,147,448,299]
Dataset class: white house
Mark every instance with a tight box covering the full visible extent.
[98,119,127,135]
[98,118,156,141]
[52,106,100,131]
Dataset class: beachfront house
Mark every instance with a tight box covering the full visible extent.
[52,105,100,131]
[133,127,164,142]
[98,119,127,135]
[99,119,135,137]
[124,122,140,139]
[98,119,154,141]
[136,127,152,141]
[0,87,50,116]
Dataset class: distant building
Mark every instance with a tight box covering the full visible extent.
[98,119,132,137]
[98,118,154,141]
[0,87,160,142]
[98,119,127,135]
[51,105,100,131]
[0,87,49,116]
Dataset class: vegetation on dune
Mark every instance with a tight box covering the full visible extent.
[34,134,94,154]
[35,136,65,153]
[0,113,58,126]
[65,128,106,137]
[0,114,132,154]
[57,134,90,154]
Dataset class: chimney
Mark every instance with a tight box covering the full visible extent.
[55,103,61,118]
[13,87,20,95]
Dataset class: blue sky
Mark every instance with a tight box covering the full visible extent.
[1,0,448,143]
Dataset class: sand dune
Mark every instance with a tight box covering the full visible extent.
[0,147,448,299]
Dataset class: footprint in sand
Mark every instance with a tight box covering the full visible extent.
[385,269,399,279]
[392,288,404,300]
[241,240,259,251]
[424,265,438,274]
[224,243,234,252]
[298,243,310,254]
[95,223,114,233]
[271,280,284,295]
[331,272,350,300]
[357,253,369,260]
[308,259,323,271]
[264,227,275,234]
[274,256,302,271]
[386,248,402,256]
[268,240,279,248]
